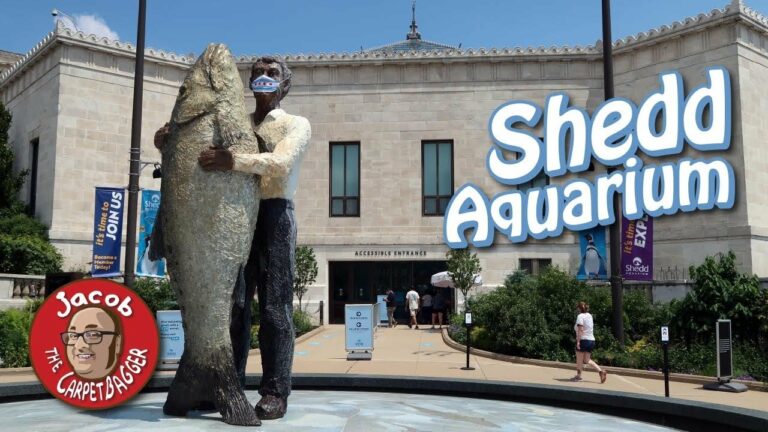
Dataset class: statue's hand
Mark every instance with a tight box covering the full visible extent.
[154,122,171,150]
[198,147,234,171]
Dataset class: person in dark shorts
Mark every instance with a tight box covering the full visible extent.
[431,291,446,329]
[572,301,607,383]
[385,289,397,327]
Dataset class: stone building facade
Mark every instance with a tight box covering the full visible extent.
[0,50,22,75]
[1,1,767,321]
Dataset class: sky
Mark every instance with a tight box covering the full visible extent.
[1,1,768,57]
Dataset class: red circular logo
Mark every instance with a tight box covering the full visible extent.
[29,279,159,409]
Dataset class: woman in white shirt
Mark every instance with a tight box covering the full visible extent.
[572,302,607,383]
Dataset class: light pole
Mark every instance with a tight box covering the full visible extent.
[51,9,80,31]
[124,0,147,289]
[601,0,625,346]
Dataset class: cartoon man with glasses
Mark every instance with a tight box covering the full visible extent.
[61,306,123,380]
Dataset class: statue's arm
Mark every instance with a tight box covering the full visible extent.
[231,117,311,176]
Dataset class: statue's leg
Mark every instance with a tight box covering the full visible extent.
[231,233,259,389]
[256,199,296,420]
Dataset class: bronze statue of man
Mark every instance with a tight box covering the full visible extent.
[155,57,310,420]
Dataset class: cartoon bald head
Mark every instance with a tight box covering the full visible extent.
[61,306,123,380]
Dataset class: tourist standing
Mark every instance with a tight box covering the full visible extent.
[405,287,420,329]
[432,291,446,329]
[385,289,397,327]
[571,302,607,383]
[421,291,433,326]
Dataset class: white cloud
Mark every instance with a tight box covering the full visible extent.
[55,14,120,41]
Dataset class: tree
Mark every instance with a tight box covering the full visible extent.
[0,102,63,275]
[0,102,27,213]
[293,245,318,311]
[676,251,765,345]
[446,248,482,310]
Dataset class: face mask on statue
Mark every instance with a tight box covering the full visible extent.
[250,74,282,93]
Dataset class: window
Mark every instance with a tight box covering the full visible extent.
[422,140,453,216]
[28,138,39,216]
[519,258,552,276]
[330,142,360,217]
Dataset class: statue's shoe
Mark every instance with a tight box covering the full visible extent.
[256,395,287,420]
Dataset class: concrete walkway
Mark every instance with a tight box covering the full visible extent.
[3,324,766,413]
[247,324,768,412]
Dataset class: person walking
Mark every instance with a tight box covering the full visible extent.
[432,290,446,329]
[571,301,607,383]
[405,287,420,329]
[420,291,433,326]
[385,289,397,327]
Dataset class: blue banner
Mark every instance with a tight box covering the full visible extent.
[576,226,608,280]
[91,187,125,278]
[137,189,166,277]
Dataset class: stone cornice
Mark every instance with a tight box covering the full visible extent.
[2,1,768,87]
[0,21,196,88]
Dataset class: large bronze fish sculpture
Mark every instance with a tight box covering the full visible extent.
[154,43,261,426]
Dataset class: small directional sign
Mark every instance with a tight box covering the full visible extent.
[661,326,669,343]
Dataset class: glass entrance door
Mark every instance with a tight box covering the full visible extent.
[328,260,451,324]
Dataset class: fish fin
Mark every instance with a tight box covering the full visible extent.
[234,264,246,309]
[148,205,165,261]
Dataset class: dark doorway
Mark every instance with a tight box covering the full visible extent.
[328,261,452,324]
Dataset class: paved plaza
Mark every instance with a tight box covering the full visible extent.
[2,324,767,414]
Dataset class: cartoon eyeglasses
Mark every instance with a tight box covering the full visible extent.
[60,330,119,345]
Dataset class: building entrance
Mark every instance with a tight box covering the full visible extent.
[328,261,452,324]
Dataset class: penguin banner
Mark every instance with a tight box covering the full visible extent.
[136,189,166,278]
[577,227,608,280]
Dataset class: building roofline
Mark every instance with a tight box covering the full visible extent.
[363,38,458,53]
[2,1,767,86]
[0,20,196,87]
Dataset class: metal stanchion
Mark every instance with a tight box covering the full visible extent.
[461,310,475,371]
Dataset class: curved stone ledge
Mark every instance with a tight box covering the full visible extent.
[441,328,767,392]
[1,374,766,432]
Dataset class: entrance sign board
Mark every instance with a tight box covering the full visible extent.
[345,304,374,359]
[157,310,184,369]
[376,295,388,325]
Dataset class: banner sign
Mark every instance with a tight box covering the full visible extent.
[577,227,608,280]
[345,304,374,351]
[91,187,125,278]
[157,310,184,364]
[621,215,653,281]
[137,190,166,277]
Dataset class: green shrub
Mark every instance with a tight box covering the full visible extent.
[250,325,260,349]
[292,309,314,337]
[0,213,48,239]
[676,251,765,345]
[0,234,63,274]
[734,342,768,381]
[133,277,177,315]
[444,252,767,383]
[0,308,32,367]
[447,313,467,344]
